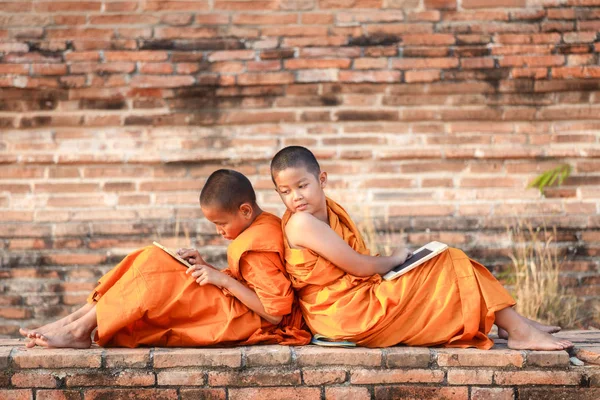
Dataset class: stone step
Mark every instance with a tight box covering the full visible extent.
[1,331,599,400]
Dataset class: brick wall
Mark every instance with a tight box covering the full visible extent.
[1,0,600,335]
[1,340,599,400]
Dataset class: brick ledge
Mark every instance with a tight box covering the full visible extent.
[0,331,599,400]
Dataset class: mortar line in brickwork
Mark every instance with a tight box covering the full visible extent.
[149,347,155,369]
[240,346,247,368]
[290,345,298,365]
[100,348,106,369]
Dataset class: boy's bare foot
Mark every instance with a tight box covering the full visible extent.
[25,324,92,349]
[506,323,573,351]
[20,303,94,339]
[20,320,66,339]
[498,317,561,339]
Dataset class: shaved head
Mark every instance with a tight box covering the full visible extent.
[200,169,256,212]
[270,146,321,183]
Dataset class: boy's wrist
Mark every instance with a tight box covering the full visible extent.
[219,273,234,289]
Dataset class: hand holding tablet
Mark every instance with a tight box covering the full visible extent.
[383,241,448,281]
[152,241,194,269]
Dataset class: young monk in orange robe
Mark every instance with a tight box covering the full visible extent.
[270,146,573,351]
[21,169,310,348]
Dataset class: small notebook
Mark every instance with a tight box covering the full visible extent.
[382,241,448,281]
[311,333,356,348]
[152,241,194,269]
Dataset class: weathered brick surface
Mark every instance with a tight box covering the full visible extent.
[1,338,598,398]
[245,345,291,366]
[436,348,524,368]
[385,346,431,367]
[295,347,382,366]
[103,348,151,368]
[153,348,241,368]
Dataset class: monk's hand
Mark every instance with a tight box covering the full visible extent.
[177,248,208,266]
[187,264,228,288]
[391,247,412,265]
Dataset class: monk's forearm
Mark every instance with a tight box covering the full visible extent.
[352,254,397,277]
[221,276,282,325]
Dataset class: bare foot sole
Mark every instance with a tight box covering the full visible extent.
[506,325,573,351]
[25,326,92,349]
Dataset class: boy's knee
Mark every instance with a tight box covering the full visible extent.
[448,248,467,260]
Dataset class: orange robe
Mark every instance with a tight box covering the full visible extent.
[282,198,516,349]
[88,212,310,347]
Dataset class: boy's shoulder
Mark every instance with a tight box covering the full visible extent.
[227,211,285,274]
[245,211,283,237]
[229,211,284,255]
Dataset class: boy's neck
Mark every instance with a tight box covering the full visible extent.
[248,206,263,225]
[315,210,328,224]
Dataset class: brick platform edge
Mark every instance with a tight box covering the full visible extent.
[1,331,599,400]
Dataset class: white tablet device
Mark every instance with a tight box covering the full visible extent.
[152,241,194,269]
[382,241,448,281]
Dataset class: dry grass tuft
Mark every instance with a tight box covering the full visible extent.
[508,221,582,328]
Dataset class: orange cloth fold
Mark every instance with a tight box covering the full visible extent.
[88,212,310,348]
[282,198,516,349]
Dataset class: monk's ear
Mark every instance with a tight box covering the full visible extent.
[239,203,253,219]
[319,171,327,188]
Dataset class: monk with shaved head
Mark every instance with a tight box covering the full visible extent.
[271,146,572,351]
[22,169,310,348]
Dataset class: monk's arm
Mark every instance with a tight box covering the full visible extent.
[187,264,282,325]
[222,276,283,325]
[286,212,405,277]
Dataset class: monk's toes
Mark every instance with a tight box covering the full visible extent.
[25,340,36,348]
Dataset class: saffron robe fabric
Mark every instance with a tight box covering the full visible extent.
[282,198,516,349]
[87,212,310,347]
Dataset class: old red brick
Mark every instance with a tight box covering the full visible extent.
[131,75,195,88]
[208,369,301,387]
[180,389,226,400]
[351,368,444,384]
[325,386,370,400]
[143,1,210,11]
[156,369,205,386]
[228,388,321,400]
[0,390,32,400]
[301,368,346,385]
[34,2,101,12]
[153,348,241,368]
[526,351,570,367]
[375,386,468,400]
[11,371,59,388]
[436,348,524,367]
[12,348,102,369]
[237,72,294,85]
[448,369,494,385]
[65,371,155,387]
[245,345,291,366]
[295,347,381,367]
[471,387,514,400]
[36,390,82,400]
[519,388,600,400]
[83,389,178,400]
[495,370,582,385]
